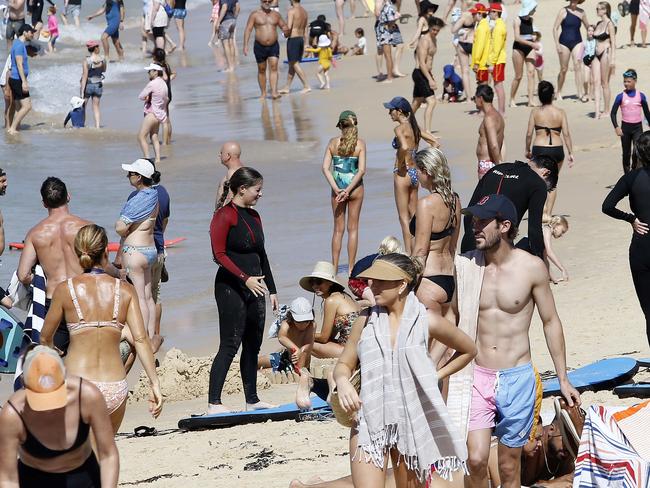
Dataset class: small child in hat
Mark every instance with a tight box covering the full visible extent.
[306,34,334,89]
[64,96,86,128]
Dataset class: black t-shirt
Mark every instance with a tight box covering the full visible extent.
[174,0,187,9]
[309,19,329,37]
[460,161,547,258]
[220,0,238,20]
[68,0,81,5]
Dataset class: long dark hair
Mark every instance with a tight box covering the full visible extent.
[406,110,421,146]
[216,167,264,209]
[636,131,650,167]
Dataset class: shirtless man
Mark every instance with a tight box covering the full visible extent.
[243,0,289,100]
[214,141,244,210]
[411,16,444,132]
[451,193,580,488]
[17,177,92,353]
[475,84,504,180]
[6,0,26,49]
[279,0,311,95]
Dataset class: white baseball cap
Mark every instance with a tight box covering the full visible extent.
[144,63,164,72]
[289,297,313,322]
[122,158,155,178]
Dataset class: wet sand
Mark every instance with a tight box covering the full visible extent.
[1,0,650,484]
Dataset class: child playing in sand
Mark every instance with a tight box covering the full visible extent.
[258,297,315,373]
[544,216,569,283]
[47,6,59,53]
[530,31,543,83]
[442,64,464,102]
[208,0,220,47]
[306,35,334,89]
[348,28,367,55]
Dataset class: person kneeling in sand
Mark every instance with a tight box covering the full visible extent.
[137,63,169,164]
[259,297,315,375]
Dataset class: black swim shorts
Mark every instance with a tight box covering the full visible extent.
[254,40,280,64]
[286,37,304,64]
[412,68,435,99]
[152,26,165,38]
[9,77,29,100]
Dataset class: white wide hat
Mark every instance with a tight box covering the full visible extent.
[121,158,155,178]
[69,96,84,110]
[317,34,331,47]
[144,63,164,72]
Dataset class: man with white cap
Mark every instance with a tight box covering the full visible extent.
[243,0,289,99]
[138,63,168,164]
[0,345,119,485]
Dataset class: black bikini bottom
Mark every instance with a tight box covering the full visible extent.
[531,145,565,164]
[423,274,455,303]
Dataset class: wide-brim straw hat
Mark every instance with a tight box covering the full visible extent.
[554,397,583,458]
[299,261,343,292]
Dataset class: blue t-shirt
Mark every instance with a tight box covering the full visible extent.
[128,183,171,254]
[10,39,28,80]
[220,0,238,20]
[106,0,121,26]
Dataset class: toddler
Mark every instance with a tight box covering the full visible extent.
[349,27,366,55]
[208,0,220,47]
[306,35,334,89]
[47,6,59,53]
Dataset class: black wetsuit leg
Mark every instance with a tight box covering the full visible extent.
[621,121,643,173]
[630,238,650,346]
[208,270,266,405]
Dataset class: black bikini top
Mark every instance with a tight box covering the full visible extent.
[593,21,610,41]
[409,215,455,240]
[7,378,90,459]
[534,125,562,145]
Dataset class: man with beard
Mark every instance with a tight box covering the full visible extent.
[450,194,579,488]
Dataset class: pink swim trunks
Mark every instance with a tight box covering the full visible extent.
[477,160,495,179]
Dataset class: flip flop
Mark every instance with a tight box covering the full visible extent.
[134,425,157,437]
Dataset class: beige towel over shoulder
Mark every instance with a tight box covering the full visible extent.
[447,250,485,440]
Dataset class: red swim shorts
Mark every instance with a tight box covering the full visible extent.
[476,69,489,83]
[492,63,505,82]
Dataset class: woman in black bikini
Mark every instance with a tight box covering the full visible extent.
[592,1,616,119]
[0,345,118,487]
[451,6,475,103]
[525,81,575,221]
[553,0,589,100]
[510,0,539,107]
[411,147,461,314]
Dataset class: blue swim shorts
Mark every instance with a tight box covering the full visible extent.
[172,8,187,19]
[469,362,542,448]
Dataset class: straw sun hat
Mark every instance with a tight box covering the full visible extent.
[299,262,343,292]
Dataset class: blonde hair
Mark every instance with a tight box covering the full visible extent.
[378,236,404,255]
[549,215,569,231]
[598,1,611,18]
[74,224,108,270]
[414,147,458,227]
[337,116,358,157]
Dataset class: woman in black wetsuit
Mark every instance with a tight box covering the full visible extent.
[510,0,538,107]
[602,131,650,346]
[208,167,279,414]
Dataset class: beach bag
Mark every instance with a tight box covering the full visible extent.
[329,368,361,427]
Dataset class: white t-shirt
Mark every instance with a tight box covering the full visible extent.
[0,56,11,87]
[151,0,168,28]
[357,36,367,54]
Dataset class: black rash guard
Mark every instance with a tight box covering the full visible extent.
[602,168,650,232]
[461,161,547,258]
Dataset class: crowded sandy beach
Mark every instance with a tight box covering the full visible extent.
[0,0,650,485]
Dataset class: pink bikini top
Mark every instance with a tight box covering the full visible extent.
[66,278,125,333]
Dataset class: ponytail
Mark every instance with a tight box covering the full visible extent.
[407,111,421,146]
[216,179,231,210]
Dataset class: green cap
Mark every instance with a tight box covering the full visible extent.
[337,110,356,127]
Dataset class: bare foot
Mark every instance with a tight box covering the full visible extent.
[289,477,324,488]
[259,93,267,100]
[6,128,17,135]
[392,71,407,78]
[278,87,290,94]
[379,77,393,83]
[207,403,233,414]
[295,368,313,410]
[300,87,312,94]
[246,401,276,411]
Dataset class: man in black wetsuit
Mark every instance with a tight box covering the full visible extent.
[460,155,559,258]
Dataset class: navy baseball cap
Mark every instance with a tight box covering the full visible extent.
[462,194,518,224]
[383,96,412,113]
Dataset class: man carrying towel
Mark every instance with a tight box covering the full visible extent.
[447,194,580,488]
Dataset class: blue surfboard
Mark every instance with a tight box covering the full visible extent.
[543,357,639,396]
[637,358,650,367]
[178,397,330,430]
[0,307,24,374]
[283,54,342,64]
[614,383,650,398]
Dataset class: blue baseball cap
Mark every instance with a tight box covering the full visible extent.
[383,96,412,113]
[462,194,518,224]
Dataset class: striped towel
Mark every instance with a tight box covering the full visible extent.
[13,265,47,389]
[574,405,650,487]
[614,401,650,461]
[447,251,485,439]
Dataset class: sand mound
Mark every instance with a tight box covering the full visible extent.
[129,348,271,403]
